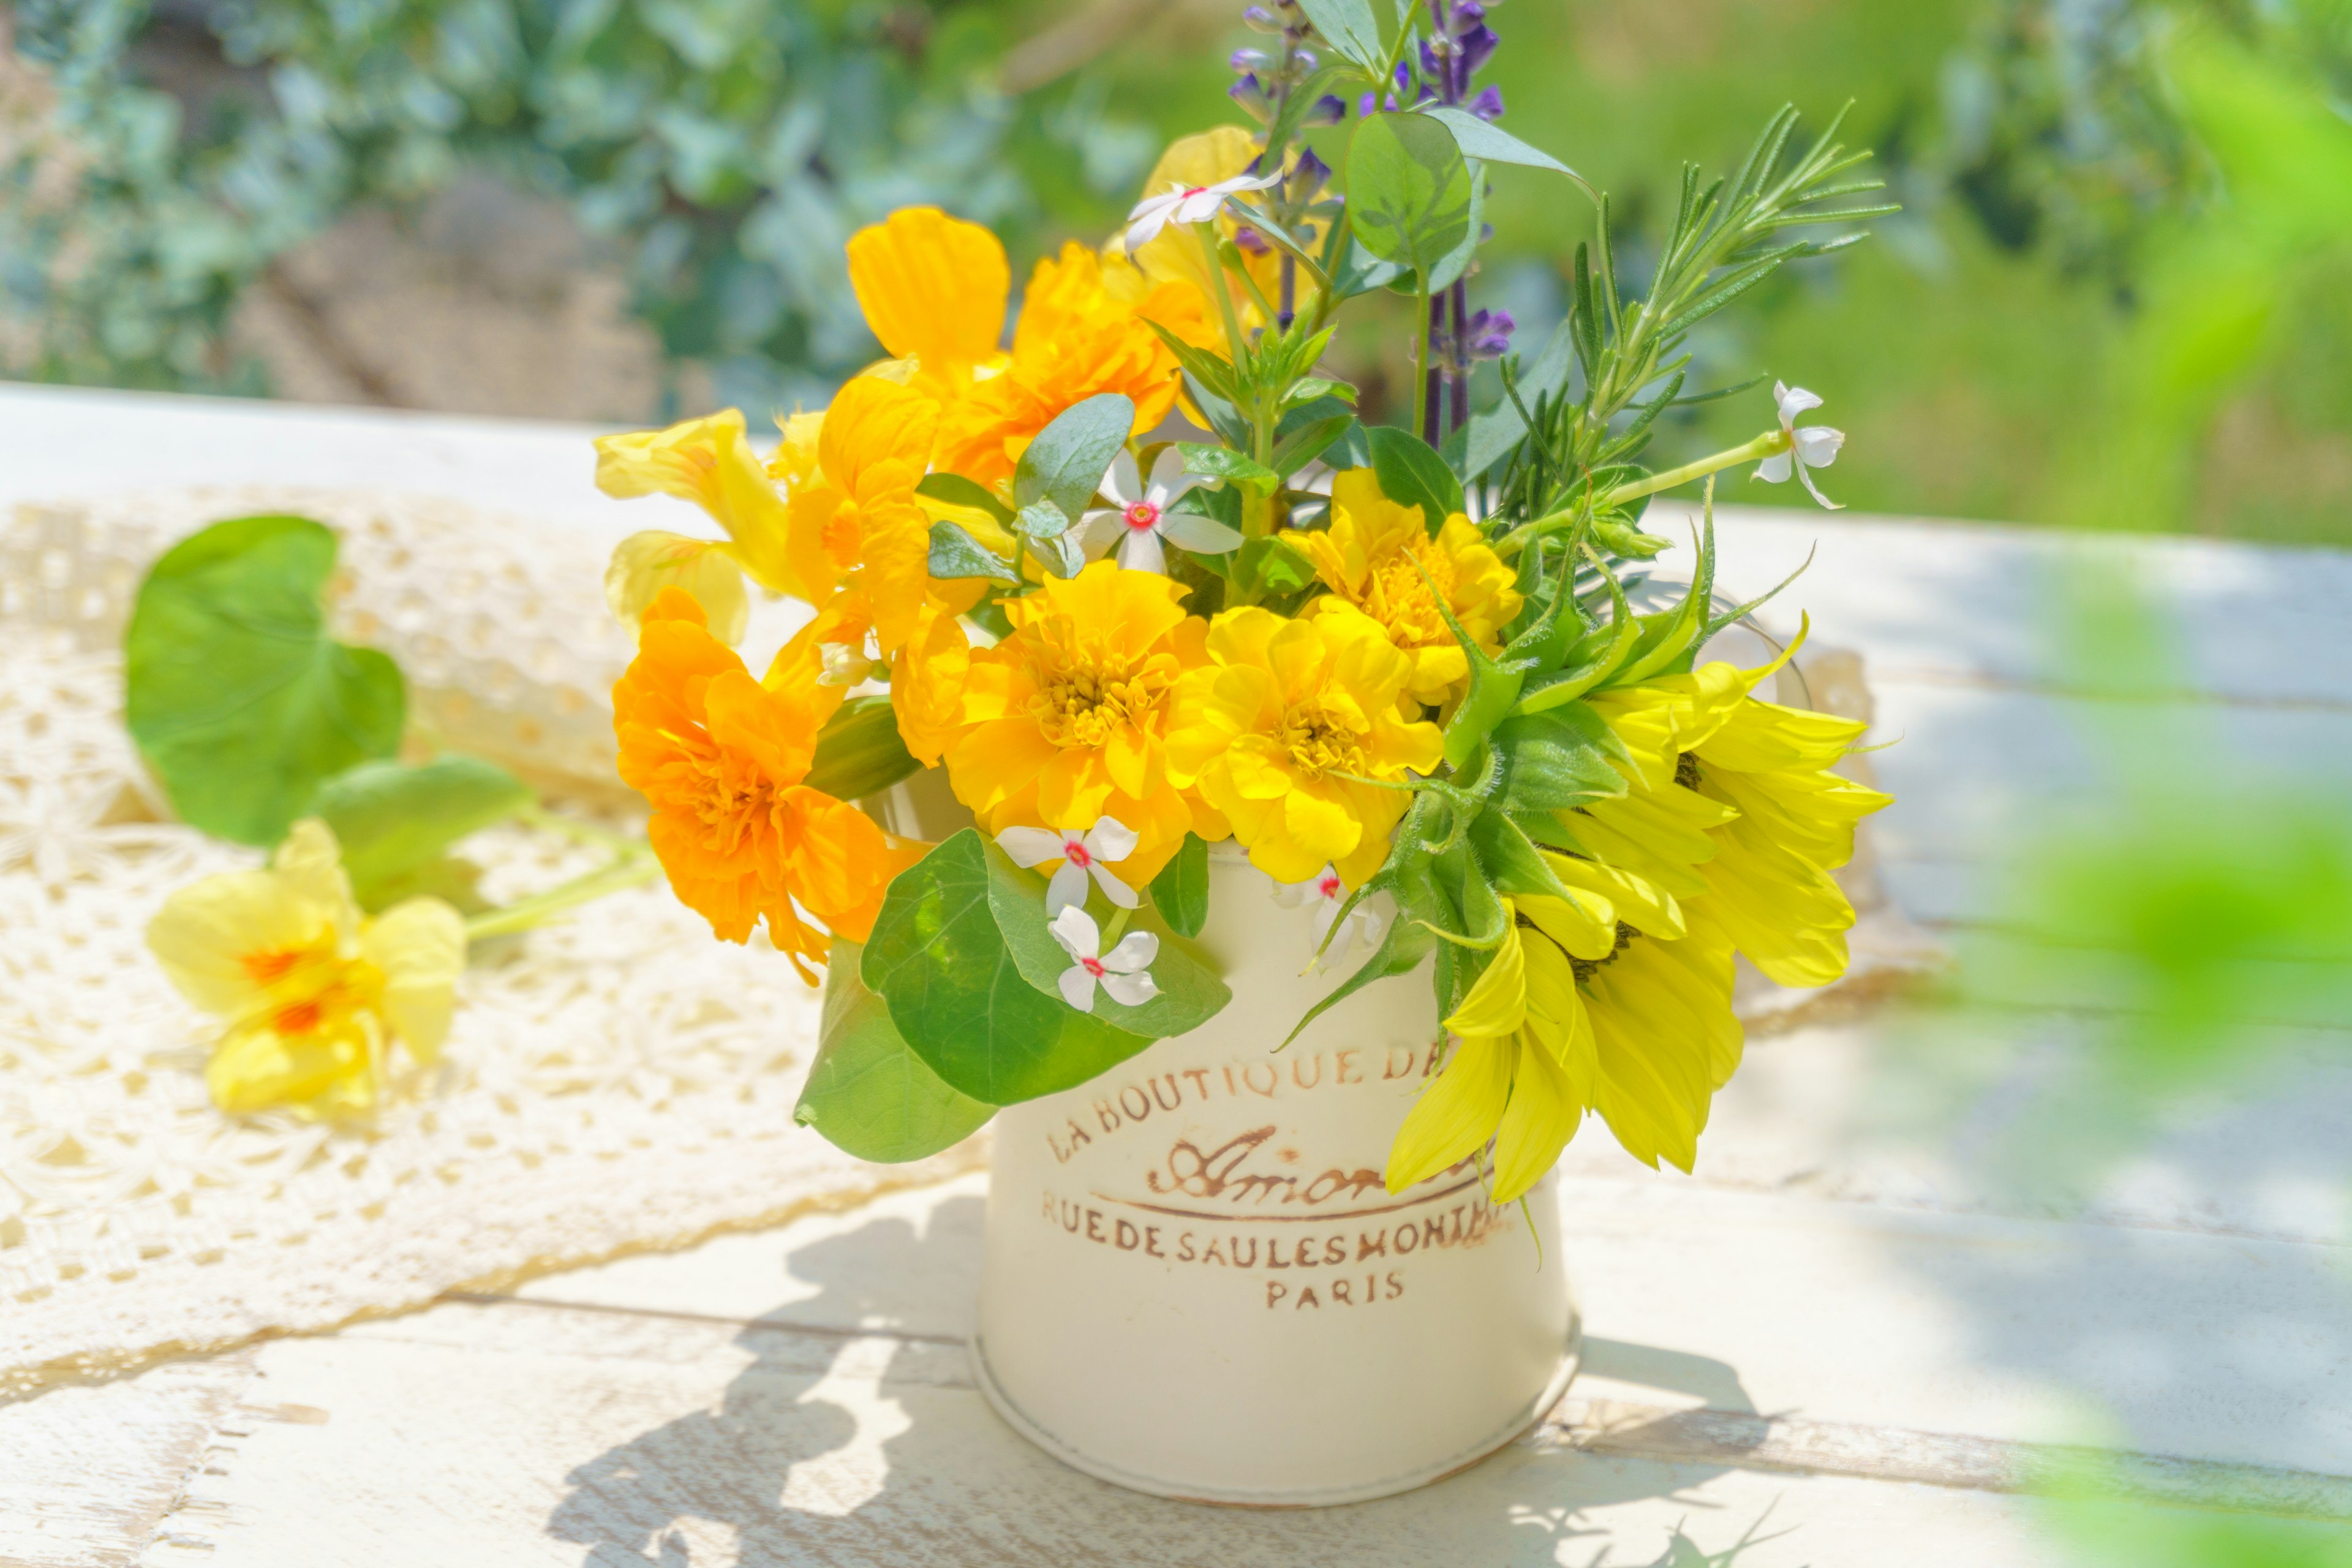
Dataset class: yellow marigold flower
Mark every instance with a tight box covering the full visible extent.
[945,562,1209,888]
[1296,470,1523,707]
[146,819,465,1120]
[845,209,1183,486]
[1165,601,1444,886]
[594,410,802,644]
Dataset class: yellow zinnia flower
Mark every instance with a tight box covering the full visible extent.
[1165,601,1444,886]
[944,562,1210,888]
[1295,469,1523,707]
[146,819,465,1119]
[594,409,798,644]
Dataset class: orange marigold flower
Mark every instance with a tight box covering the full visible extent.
[846,207,1184,487]
[935,243,1189,484]
[944,562,1209,888]
[615,588,919,981]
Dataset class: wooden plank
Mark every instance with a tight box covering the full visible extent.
[1653,501,2352,708]
[135,1298,2068,1567]
[0,1351,255,1567]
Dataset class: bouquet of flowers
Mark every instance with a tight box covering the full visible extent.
[593,0,1895,1205]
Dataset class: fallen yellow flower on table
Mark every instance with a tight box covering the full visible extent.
[146,819,466,1119]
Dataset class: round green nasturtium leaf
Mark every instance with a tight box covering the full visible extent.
[796,940,997,1163]
[125,515,405,847]
[309,755,533,911]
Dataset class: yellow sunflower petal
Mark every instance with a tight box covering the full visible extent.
[1385,1032,1512,1194]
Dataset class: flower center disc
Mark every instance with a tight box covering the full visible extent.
[1125,502,1160,533]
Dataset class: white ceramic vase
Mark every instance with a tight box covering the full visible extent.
[971,844,1581,1506]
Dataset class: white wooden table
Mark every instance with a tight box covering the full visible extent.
[5,383,2349,1567]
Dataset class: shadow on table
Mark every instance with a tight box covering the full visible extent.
[546,1197,1779,1567]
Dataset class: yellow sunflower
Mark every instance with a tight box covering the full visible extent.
[1164,601,1444,886]
[1295,470,1523,708]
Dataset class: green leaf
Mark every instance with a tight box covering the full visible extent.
[1231,534,1320,603]
[309,755,532,911]
[125,514,405,846]
[984,838,1230,1039]
[1425,156,1485,293]
[1016,498,1074,539]
[1283,378,1354,409]
[1346,112,1474,281]
[1417,106,1597,200]
[927,519,1019,582]
[1151,324,1243,406]
[1270,412,1356,477]
[1292,0,1393,78]
[1463,322,1574,479]
[1328,238,1412,300]
[805,694,921,802]
[1491,705,1629,814]
[1283,793,1450,1044]
[1177,443,1280,495]
[1365,424,1465,528]
[1014,393,1133,522]
[1466,809,1575,905]
[796,940,995,1163]
[862,831,1152,1104]
[1148,832,1211,939]
[916,472,1012,526]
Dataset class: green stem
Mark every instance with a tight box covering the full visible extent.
[464,842,660,941]
[1410,272,1431,442]
[1194,223,1250,366]
[1599,428,1788,510]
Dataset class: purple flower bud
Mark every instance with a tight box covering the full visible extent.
[1230,75,1272,120]
[1468,84,1504,121]
[1292,47,1319,72]
[1466,307,1514,359]
[1243,6,1282,31]
[1234,226,1270,254]
[1231,48,1273,74]
[1450,0,1485,30]
[1456,23,1496,75]
[1287,147,1333,201]
[1306,93,1346,126]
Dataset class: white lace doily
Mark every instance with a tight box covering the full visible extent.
[0,489,981,1395]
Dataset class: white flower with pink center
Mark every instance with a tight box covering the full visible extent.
[1082,449,1238,575]
[1048,906,1161,1012]
[1273,862,1385,969]
[997,816,1142,918]
[1754,381,1847,510]
[1122,169,1283,252]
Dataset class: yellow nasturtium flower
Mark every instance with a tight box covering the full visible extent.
[146,820,465,1120]
[1296,470,1524,707]
[1165,602,1444,886]
[594,410,799,644]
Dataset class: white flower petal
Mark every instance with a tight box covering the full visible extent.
[1088,863,1140,909]
[1126,189,1183,222]
[1270,879,1311,910]
[1310,898,1340,946]
[1754,451,1794,484]
[1103,450,1140,508]
[1085,816,1140,862]
[1046,860,1091,918]
[1101,970,1160,1008]
[1049,903,1101,960]
[1793,424,1845,469]
[1359,907,1386,947]
[1058,964,1100,1011]
[1081,510,1126,554]
[1102,931,1160,973]
[997,826,1068,867]
[1144,446,1191,500]
[1774,382,1823,423]
[1117,529,1168,575]
[1794,461,1844,511]
[1123,208,1172,252]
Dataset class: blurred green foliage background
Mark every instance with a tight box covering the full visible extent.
[4,0,2348,543]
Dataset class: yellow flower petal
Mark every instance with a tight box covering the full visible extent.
[1442,916,1528,1039]
[1384,1032,1512,1194]
[361,897,467,1064]
[604,530,752,646]
[846,207,1010,384]
[205,1016,380,1120]
[146,867,331,1016]
[593,411,801,596]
